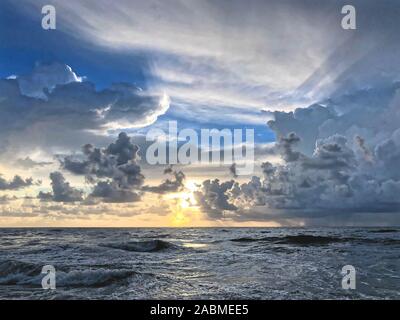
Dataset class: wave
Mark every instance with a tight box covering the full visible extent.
[276,235,346,245]
[0,260,41,279]
[56,269,140,287]
[230,234,400,246]
[0,260,54,286]
[230,237,261,242]
[1,241,14,246]
[101,239,175,252]
[230,235,346,245]
[0,260,146,287]
[140,233,170,239]
[368,229,398,233]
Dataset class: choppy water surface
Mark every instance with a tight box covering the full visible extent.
[0,228,399,299]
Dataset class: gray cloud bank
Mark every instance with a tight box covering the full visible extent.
[195,83,400,225]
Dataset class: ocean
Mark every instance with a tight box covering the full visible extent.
[0,228,399,300]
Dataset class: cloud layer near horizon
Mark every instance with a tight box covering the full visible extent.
[195,83,400,225]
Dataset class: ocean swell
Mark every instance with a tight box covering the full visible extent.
[230,234,400,246]
[230,235,346,245]
[100,239,175,252]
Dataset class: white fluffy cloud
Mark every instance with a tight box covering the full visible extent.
[17,62,83,100]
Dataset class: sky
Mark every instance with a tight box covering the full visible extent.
[1,0,400,227]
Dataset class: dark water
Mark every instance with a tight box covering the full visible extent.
[0,228,399,300]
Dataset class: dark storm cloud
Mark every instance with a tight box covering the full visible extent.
[38,172,83,202]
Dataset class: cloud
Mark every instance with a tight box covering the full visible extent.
[0,195,17,203]
[15,157,53,169]
[3,0,400,226]
[143,165,185,194]
[38,171,83,202]
[265,103,336,155]
[0,174,36,190]
[90,181,141,203]
[277,132,302,163]
[0,62,169,153]
[194,82,400,224]
[61,132,145,203]
[62,132,142,178]
[16,0,375,126]
[17,62,83,100]
[16,0,400,132]
[194,179,238,218]
[265,83,400,155]
[36,133,192,204]
[354,135,374,164]
[256,130,398,217]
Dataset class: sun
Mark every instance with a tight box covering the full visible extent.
[164,180,199,207]
[172,207,186,225]
[165,180,200,226]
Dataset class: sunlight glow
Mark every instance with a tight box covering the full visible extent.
[164,180,200,226]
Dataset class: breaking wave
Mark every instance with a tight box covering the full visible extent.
[0,260,147,287]
[56,269,142,287]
